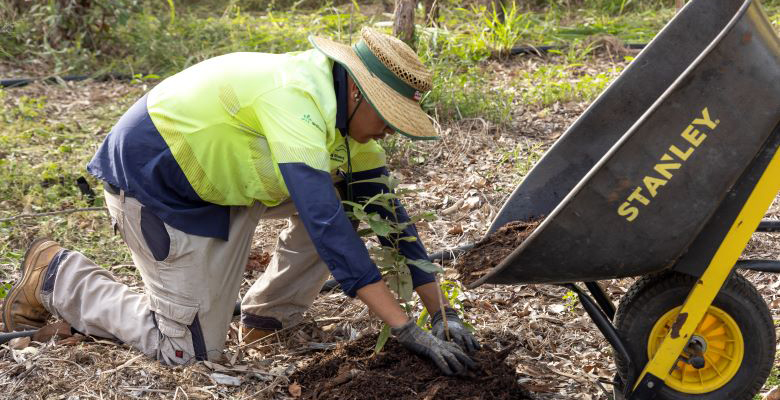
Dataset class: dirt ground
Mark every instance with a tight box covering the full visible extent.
[289,334,535,399]
[2,53,780,399]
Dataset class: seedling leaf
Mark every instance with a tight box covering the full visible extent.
[375,323,391,354]
[367,217,394,237]
[408,259,444,274]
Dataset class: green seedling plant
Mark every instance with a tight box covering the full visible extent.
[342,174,444,353]
[416,279,474,332]
[130,73,161,84]
[475,1,533,59]
[0,282,12,299]
[562,290,579,313]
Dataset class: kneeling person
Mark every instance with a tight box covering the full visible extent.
[2,27,479,375]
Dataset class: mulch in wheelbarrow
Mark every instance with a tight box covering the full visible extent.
[289,334,535,400]
[454,219,543,285]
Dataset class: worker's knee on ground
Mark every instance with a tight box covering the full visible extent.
[155,332,197,365]
[153,318,228,365]
[149,296,209,364]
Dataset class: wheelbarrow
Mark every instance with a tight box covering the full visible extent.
[442,0,780,398]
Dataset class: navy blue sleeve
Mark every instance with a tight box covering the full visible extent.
[279,163,382,297]
[350,167,436,288]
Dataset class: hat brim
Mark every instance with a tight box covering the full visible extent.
[309,35,438,140]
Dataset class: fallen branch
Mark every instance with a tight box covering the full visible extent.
[120,387,175,394]
[326,369,361,389]
[39,356,89,373]
[0,207,107,223]
[99,353,144,376]
[250,374,288,398]
[315,369,361,400]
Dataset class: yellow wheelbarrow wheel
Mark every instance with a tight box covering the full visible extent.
[614,271,774,400]
[647,305,744,394]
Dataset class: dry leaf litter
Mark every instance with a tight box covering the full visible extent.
[2,52,780,400]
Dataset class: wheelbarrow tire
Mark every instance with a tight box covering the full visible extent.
[613,271,774,400]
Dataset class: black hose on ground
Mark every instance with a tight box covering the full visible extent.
[0,73,136,88]
[0,329,36,345]
[510,43,646,56]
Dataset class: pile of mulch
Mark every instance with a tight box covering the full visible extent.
[454,219,543,284]
[290,334,535,400]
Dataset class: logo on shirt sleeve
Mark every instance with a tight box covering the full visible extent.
[301,114,325,133]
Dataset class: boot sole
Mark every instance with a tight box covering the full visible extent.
[2,238,54,332]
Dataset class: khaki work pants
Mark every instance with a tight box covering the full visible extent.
[43,190,330,364]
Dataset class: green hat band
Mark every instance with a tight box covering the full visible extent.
[353,40,417,99]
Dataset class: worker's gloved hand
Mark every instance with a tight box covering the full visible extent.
[431,307,481,353]
[392,320,476,375]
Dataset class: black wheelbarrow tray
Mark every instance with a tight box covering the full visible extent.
[453,0,780,398]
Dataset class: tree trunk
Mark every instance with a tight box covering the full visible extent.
[675,0,685,11]
[393,0,416,46]
[423,0,439,26]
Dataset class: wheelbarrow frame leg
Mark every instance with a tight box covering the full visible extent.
[627,130,780,399]
[564,283,636,390]
[584,281,615,320]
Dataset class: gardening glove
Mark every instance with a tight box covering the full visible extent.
[431,307,481,353]
[392,320,476,376]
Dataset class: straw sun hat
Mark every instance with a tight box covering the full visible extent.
[309,27,437,140]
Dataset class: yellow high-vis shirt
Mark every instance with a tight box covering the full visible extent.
[146,49,386,207]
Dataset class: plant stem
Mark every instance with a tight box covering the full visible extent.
[434,274,450,341]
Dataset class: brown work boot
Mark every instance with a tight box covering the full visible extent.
[239,314,282,346]
[2,238,63,332]
[240,324,278,346]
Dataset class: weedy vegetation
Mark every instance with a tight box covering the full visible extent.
[0,282,12,299]
[2,0,778,286]
[2,0,780,397]
[2,0,778,307]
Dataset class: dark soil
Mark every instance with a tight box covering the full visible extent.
[454,220,543,284]
[245,249,271,272]
[290,335,535,400]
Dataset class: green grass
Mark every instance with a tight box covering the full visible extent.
[1,1,780,395]
[0,0,690,99]
[494,139,548,184]
[767,367,780,387]
[8,0,771,128]
[0,87,143,271]
[517,60,624,106]
[2,0,779,268]
[424,63,517,124]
